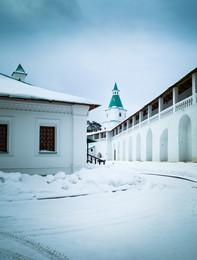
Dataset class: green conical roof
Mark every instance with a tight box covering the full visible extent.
[108,82,124,108]
[16,64,26,73]
[108,95,123,108]
[113,82,119,91]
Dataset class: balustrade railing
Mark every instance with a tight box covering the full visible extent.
[149,114,159,123]
[111,93,195,140]
[160,106,173,119]
[175,96,193,112]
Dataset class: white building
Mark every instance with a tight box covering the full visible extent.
[88,67,197,163]
[0,65,99,174]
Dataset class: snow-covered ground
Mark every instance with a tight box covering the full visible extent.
[0,162,197,260]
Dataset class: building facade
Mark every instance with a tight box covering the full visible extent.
[0,65,99,174]
[88,68,197,163]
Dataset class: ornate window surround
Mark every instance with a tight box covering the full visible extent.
[35,119,60,156]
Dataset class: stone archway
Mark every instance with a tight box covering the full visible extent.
[136,134,141,161]
[117,142,120,161]
[179,114,192,161]
[160,129,168,162]
[97,152,102,158]
[128,136,132,161]
[146,128,152,161]
[122,139,126,161]
[113,144,116,161]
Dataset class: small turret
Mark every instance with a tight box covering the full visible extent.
[12,64,27,82]
[102,82,127,131]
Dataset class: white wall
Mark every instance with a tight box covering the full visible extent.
[102,107,127,131]
[0,100,89,174]
[93,103,197,163]
[91,71,197,163]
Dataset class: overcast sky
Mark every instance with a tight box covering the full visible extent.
[0,0,197,123]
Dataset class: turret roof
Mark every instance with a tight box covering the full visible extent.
[108,95,123,108]
[12,64,27,77]
[16,64,26,73]
[108,83,123,108]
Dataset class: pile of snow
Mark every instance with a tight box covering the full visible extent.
[0,161,196,202]
[0,163,144,201]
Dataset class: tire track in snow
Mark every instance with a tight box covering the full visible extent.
[139,173,197,183]
[0,248,35,260]
[0,230,71,260]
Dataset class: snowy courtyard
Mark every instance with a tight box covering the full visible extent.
[0,162,197,260]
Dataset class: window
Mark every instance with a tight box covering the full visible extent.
[40,126,55,152]
[94,134,99,140]
[0,124,8,152]
[119,113,121,117]
[36,119,59,155]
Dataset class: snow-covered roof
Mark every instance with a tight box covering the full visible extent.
[0,73,100,111]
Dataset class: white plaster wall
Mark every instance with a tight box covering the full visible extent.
[72,105,89,172]
[103,107,127,131]
[93,138,107,159]
[0,101,89,174]
[109,104,197,163]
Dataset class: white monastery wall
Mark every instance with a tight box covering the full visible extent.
[0,100,89,174]
[90,70,197,163]
[111,105,197,163]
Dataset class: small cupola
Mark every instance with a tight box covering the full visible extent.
[12,64,27,82]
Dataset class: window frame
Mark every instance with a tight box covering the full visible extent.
[35,119,60,155]
[0,117,13,156]
[39,126,56,153]
[0,124,8,153]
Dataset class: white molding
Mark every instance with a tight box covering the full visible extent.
[72,104,89,116]
[0,100,72,114]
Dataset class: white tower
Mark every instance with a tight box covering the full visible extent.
[12,64,27,82]
[102,83,127,131]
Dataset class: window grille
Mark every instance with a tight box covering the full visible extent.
[0,124,7,152]
[40,126,55,151]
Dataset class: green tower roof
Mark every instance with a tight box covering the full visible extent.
[108,83,123,108]
[16,64,26,73]
[108,95,123,108]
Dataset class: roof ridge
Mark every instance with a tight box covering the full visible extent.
[0,73,32,86]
